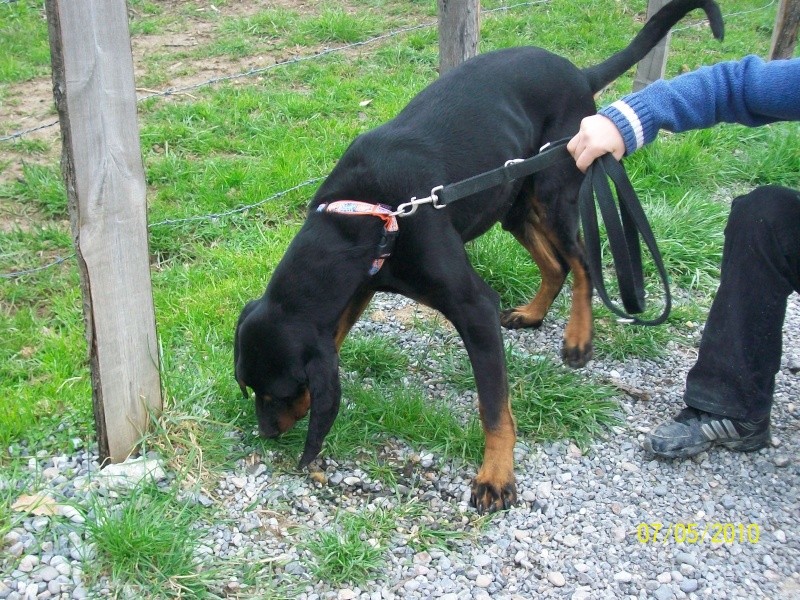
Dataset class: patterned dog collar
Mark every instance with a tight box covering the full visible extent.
[317,201,399,275]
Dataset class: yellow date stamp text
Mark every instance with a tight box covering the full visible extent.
[636,522,761,544]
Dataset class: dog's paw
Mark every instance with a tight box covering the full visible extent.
[470,476,517,514]
[500,308,543,330]
[561,341,593,368]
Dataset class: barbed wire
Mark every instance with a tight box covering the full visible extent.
[147,176,324,229]
[0,254,73,279]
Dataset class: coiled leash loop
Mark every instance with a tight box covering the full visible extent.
[579,154,672,325]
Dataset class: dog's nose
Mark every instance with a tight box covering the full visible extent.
[258,424,281,439]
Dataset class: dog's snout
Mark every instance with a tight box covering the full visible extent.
[258,425,281,439]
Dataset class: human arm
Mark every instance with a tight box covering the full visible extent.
[568,55,800,171]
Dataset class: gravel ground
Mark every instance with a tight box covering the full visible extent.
[2,292,798,600]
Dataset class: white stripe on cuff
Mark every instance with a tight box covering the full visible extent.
[609,100,645,150]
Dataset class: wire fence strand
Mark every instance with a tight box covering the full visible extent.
[1,177,325,279]
[1,1,552,279]
[0,1,550,143]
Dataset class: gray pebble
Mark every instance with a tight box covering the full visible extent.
[654,584,675,600]
[680,579,699,593]
[773,455,790,467]
[284,561,305,576]
[675,552,698,568]
[36,566,59,583]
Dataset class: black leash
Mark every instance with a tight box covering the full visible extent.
[435,140,576,206]
[579,153,671,325]
[419,138,671,325]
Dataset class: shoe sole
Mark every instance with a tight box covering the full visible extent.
[643,432,770,459]
[720,433,771,452]
[642,438,712,459]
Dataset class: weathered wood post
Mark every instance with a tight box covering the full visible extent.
[437,0,480,75]
[45,0,162,464]
[632,0,672,91]
[770,0,800,59]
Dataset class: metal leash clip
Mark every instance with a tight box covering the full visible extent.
[394,185,445,217]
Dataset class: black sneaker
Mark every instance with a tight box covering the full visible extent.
[643,407,770,459]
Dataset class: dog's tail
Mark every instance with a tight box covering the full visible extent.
[582,0,724,94]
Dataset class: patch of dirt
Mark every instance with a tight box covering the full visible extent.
[0,0,331,234]
[1,77,57,138]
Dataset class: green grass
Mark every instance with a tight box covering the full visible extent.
[1,0,798,595]
[301,499,484,586]
[302,510,386,585]
[83,481,215,598]
[340,332,411,382]
[0,0,51,84]
[0,462,32,540]
[0,163,67,218]
[441,345,620,450]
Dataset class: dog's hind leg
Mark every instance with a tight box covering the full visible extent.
[501,184,594,368]
[559,248,593,367]
[500,190,569,330]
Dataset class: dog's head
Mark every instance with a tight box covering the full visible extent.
[234,298,341,466]
[234,300,316,439]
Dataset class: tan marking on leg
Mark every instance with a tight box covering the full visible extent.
[506,188,593,366]
[503,210,567,327]
[472,398,517,512]
[520,223,566,320]
[562,254,594,366]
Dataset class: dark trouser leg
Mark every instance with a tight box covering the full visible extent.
[684,185,800,421]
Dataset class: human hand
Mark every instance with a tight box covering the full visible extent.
[567,114,626,172]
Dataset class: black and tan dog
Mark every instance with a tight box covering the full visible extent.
[235,0,723,512]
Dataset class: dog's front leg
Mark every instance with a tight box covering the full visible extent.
[430,269,518,513]
[463,317,517,513]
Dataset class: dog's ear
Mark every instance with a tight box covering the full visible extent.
[298,344,341,467]
[234,300,259,396]
[234,330,249,399]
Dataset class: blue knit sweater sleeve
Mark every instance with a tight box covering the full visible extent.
[598,55,800,155]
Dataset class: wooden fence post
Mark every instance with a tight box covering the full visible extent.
[770,0,800,59]
[45,0,162,464]
[632,0,671,91]
[437,0,480,75]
